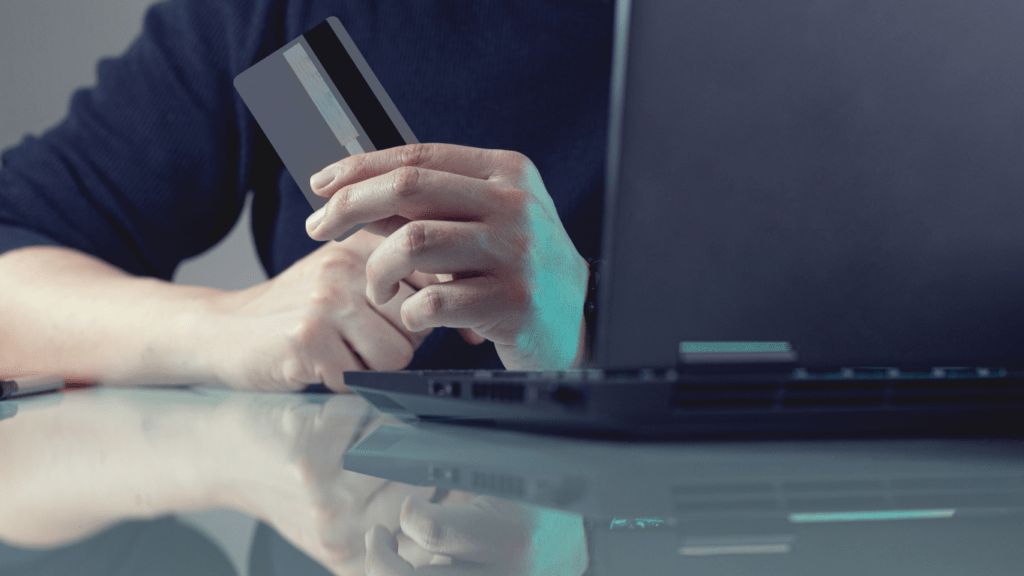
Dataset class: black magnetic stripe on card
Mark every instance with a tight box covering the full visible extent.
[304,21,406,151]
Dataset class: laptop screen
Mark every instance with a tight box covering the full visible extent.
[597,0,1024,370]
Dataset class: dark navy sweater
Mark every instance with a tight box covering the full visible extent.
[0,0,614,370]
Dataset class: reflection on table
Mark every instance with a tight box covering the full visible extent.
[2,386,1022,575]
[0,387,585,576]
[345,419,1024,575]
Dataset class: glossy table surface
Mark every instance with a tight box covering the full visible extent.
[1,386,1022,575]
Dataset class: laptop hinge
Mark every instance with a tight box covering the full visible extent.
[678,341,798,374]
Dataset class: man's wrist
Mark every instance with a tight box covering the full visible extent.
[146,278,236,388]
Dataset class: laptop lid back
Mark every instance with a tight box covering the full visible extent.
[596,0,1024,371]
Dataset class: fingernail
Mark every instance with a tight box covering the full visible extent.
[306,209,324,233]
[310,167,337,191]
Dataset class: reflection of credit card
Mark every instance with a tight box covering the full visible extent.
[234,17,417,241]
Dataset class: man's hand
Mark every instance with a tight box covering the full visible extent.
[210,230,433,392]
[305,144,590,371]
[214,395,437,576]
[364,493,589,576]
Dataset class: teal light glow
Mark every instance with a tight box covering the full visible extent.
[680,342,791,353]
[609,518,666,529]
[788,509,955,523]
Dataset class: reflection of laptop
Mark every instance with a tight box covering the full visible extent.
[347,423,1024,519]
[345,0,1024,436]
[346,424,1024,575]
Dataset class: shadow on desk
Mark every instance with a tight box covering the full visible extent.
[0,518,339,576]
[0,517,234,576]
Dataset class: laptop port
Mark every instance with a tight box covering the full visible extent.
[551,386,586,407]
[471,382,525,402]
[428,380,461,397]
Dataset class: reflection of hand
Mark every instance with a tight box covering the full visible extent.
[212,395,435,575]
[1,388,588,575]
[210,229,434,392]
[306,144,590,370]
[364,493,588,576]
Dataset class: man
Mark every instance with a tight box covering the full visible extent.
[0,0,614,391]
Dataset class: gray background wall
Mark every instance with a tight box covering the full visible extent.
[0,1,267,572]
[0,0,268,292]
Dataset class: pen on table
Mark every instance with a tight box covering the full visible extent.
[0,374,66,400]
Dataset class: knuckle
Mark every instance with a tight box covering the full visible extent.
[423,287,446,317]
[504,227,533,261]
[323,249,364,276]
[400,143,431,167]
[279,356,310,388]
[291,316,324,348]
[317,530,356,563]
[329,185,353,214]
[391,165,422,198]
[310,502,335,530]
[293,461,318,491]
[495,149,522,168]
[402,288,445,330]
[503,278,531,310]
[499,149,534,175]
[499,187,531,214]
[401,220,429,258]
[308,283,337,308]
[310,272,350,309]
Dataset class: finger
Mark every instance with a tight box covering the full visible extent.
[365,215,411,237]
[285,322,365,392]
[312,144,509,197]
[401,276,523,338]
[372,279,434,350]
[395,530,445,568]
[365,525,415,576]
[398,495,517,563]
[402,271,443,291]
[334,297,417,372]
[320,226,388,261]
[457,328,487,346]
[366,221,497,305]
[308,167,505,241]
[323,341,366,392]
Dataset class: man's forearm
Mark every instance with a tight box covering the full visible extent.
[0,392,224,547]
[0,246,224,386]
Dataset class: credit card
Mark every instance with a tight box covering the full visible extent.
[234,17,418,241]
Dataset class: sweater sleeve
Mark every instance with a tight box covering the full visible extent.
[0,0,271,280]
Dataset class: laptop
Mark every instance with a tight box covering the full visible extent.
[344,423,1024,574]
[343,0,1024,436]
